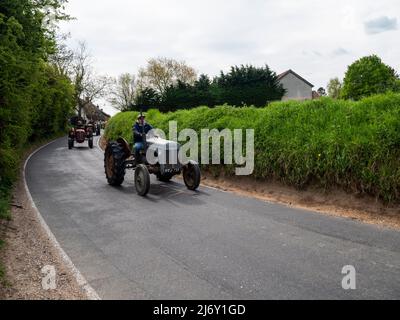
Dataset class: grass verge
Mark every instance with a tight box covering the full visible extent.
[0,132,66,285]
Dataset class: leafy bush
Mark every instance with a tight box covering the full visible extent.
[105,93,400,203]
[0,1,73,220]
[341,55,399,100]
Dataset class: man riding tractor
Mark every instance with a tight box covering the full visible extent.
[133,114,153,164]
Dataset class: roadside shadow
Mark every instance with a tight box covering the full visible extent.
[70,146,92,151]
[116,180,208,206]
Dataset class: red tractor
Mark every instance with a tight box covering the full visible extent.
[68,119,94,149]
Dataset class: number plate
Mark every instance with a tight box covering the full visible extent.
[163,165,181,174]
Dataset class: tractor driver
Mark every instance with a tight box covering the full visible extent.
[133,114,153,161]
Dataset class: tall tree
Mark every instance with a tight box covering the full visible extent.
[162,75,217,110]
[71,41,112,117]
[195,74,212,91]
[109,73,137,111]
[136,88,161,110]
[49,33,74,78]
[137,57,197,96]
[214,64,285,106]
[0,0,72,189]
[341,55,399,100]
[327,78,342,99]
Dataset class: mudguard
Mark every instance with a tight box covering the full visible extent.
[116,137,132,158]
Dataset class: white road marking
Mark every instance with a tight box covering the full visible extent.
[23,138,101,300]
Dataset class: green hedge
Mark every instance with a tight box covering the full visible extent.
[0,2,74,221]
[105,93,400,203]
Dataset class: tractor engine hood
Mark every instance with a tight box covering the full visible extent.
[146,137,181,166]
[147,137,180,151]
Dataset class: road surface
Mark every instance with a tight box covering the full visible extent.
[25,136,400,299]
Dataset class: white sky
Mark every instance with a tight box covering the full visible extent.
[59,0,400,115]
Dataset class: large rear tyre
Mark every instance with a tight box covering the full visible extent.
[104,142,126,186]
[68,138,74,150]
[183,161,201,191]
[135,164,150,196]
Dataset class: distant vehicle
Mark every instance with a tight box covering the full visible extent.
[68,118,94,149]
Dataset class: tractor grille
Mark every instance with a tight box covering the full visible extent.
[76,130,86,142]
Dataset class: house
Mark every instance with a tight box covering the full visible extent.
[277,69,314,101]
[79,98,111,122]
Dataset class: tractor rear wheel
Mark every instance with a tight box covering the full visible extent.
[135,164,150,196]
[104,142,126,186]
[183,161,201,191]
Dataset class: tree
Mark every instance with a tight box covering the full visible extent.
[143,65,285,111]
[327,78,342,99]
[136,88,161,110]
[161,75,218,111]
[109,73,137,111]
[30,62,75,139]
[193,74,218,107]
[341,55,399,100]
[214,64,285,106]
[195,74,212,91]
[71,42,112,117]
[49,33,74,78]
[162,81,196,111]
[0,0,73,190]
[395,79,400,92]
[138,57,197,96]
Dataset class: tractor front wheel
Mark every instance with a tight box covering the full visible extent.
[135,164,150,196]
[88,137,94,149]
[183,161,201,191]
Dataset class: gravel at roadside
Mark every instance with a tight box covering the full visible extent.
[0,144,89,300]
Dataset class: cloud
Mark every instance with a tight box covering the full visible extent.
[332,48,350,56]
[301,50,323,58]
[364,16,398,34]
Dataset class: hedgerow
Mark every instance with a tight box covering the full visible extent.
[105,93,400,203]
[0,1,73,243]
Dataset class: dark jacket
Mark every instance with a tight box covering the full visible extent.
[133,122,153,143]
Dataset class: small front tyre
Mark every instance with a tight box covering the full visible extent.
[183,161,201,191]
[68,138,74,150]
[88,137,94,149]
[135,164,150,196]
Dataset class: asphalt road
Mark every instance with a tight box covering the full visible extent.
[26,136,400,299]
